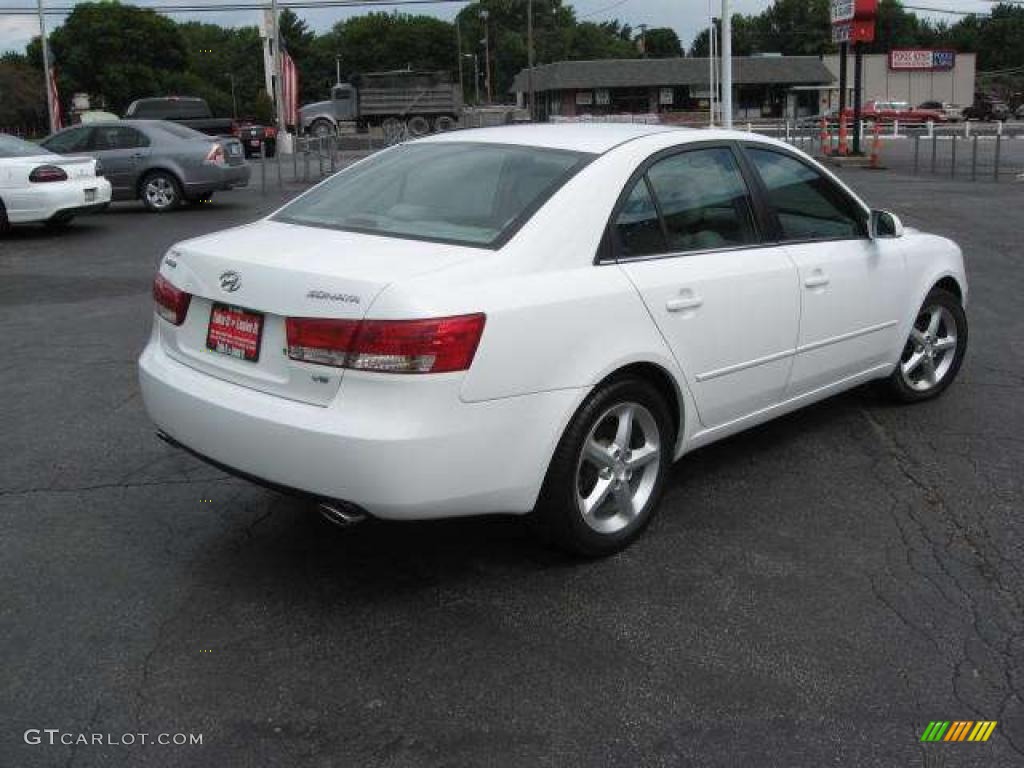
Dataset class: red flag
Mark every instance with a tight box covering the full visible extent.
[280,47,299,128]
[48,66,63,131]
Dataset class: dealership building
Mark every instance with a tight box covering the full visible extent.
[511,50,977,120]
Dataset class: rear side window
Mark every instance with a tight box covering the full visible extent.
[91,126,150,150]
[613,146,757,257]
[42,127,92,153]
[746,148,866,241]
[274,142,591,248]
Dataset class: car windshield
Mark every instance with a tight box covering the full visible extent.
[0,134,52,158]
[273,142,592,248]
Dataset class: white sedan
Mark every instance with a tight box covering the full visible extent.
[0,133,111,232]
[139,124,968,556]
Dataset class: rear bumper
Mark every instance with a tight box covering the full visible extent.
[138,330,579,520]
[4,177,112,224]
[183,164,251,196]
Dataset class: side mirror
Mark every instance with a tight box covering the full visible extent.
[870,209,904,239]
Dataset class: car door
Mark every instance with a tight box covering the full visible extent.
[614,144,801,430]
[742,145,905,397]
[87,126,151,198]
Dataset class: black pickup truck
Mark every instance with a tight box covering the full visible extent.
[123,97,276,158]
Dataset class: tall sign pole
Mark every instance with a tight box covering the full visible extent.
[270,0,287,141]
[830,1,877,155]
[721,0,732,129]
[527,0,535,119]
[37,0,56,134]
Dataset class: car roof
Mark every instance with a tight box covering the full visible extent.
[416,123,689,154]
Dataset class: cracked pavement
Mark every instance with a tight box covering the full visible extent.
[0,166,1020,767]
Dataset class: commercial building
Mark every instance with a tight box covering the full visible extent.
[512,51,977,121]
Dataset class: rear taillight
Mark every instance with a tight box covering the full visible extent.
[286,314,485,374]
[205,144,226,166]
[153,274,191,326]
[29,165,68,183]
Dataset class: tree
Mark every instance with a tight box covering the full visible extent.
[641,27,682,58]
[0,58,47,131]
[46,1,189,114]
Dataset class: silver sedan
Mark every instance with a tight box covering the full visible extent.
[41,120,251,212]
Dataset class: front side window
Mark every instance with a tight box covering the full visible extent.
[747,148,866,241]
[613,146,757,258]
[274,142,591,248]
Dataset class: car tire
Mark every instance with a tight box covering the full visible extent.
[310,119,333,139]
[531,376,674,557]
[0,199,9,235]
[140,171,182,213]
[885,287,967,403]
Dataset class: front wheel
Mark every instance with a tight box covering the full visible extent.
[531,377,674,557]
[885,287,967,402]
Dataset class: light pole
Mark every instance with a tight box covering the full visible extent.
[463,53,480,105]
[480,8,492,104]
[527,0,535,119]
[225,72,238,119]
[37,0,57,133]
[335,55,342,85]
[721,0,733,129]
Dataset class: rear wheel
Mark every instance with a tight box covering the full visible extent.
[310,119,333,139]
[531,377,674,557]
[406,115,431,137]
[885,287,967,402]
[434,115,457,132]
[141,171,181,213]
[0,199,9,235]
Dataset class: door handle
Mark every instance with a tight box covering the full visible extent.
[666,295,704,312]
[804,271,830,289]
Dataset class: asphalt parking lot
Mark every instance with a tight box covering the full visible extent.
[1,162,1021,767]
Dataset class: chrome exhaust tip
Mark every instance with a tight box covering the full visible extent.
[317,501,367,528]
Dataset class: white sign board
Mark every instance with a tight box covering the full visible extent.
[659,88,674,106]
[575,91,593,106]
[830,0,855,24]
[596,88,610,106]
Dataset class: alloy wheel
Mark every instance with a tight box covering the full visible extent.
[900,304,958,392]
[575,402,662,535]
[145,177,176,210]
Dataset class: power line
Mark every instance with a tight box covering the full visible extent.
[0,0,468,15]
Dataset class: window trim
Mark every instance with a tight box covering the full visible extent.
[737,141,871,245]
[598,140,767,265]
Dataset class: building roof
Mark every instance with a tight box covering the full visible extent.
[511,57,835,93]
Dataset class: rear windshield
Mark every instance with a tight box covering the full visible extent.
[153,121,210,141]
[0,134,51,158]
[273,142,592,248]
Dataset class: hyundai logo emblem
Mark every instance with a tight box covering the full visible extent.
[219,271,242,293]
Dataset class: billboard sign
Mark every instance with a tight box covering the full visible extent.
[832,19,876,44]
[889,49,957,71]
[831,0,877,24]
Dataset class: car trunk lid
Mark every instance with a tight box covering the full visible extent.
[156,219,478,406]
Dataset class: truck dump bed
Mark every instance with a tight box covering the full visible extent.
[355,71,461,117]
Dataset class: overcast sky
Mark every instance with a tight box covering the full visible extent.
[0,0,1001,56]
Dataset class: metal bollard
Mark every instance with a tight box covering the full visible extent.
[303,143,310,182]
[994,133,1002,182]
[913,134,920,174]
[950,134,957,178]
[330,135,336,174]
[318,137,324,177]
[971,134,978,182]
[293,136,298,180]
[260,139,266,195]
[276,136,283,188]
[893,119,900,138]
[930,132,938,173]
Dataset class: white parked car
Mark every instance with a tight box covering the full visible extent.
[139,125,968,556]
[0,133,111,233]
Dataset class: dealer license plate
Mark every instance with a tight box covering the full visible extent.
[206,304,263,362]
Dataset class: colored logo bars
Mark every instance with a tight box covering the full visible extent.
[920,721,997,743]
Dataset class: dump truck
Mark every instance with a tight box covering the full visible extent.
[298,70,462,137]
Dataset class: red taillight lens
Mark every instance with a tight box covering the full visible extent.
[285,317,360,368]
[153,274,191,326]
[285,314,486,374]
[29,165,68,183]
[205,144,226,165]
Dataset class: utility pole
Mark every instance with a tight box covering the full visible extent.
[527,0,535,119]
[481,8,492,104]
[269,0,289,150]
[37,0,56,134]
[721,0,732,129]
[708,16,717,126]
[638,23,648,57]
[336,54,342,85]
[456,24,465,105]
[463,54,479,105]
[225,72,238,119]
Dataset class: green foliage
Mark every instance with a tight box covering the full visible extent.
[0,58,47,131]
[642,28,682,59]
